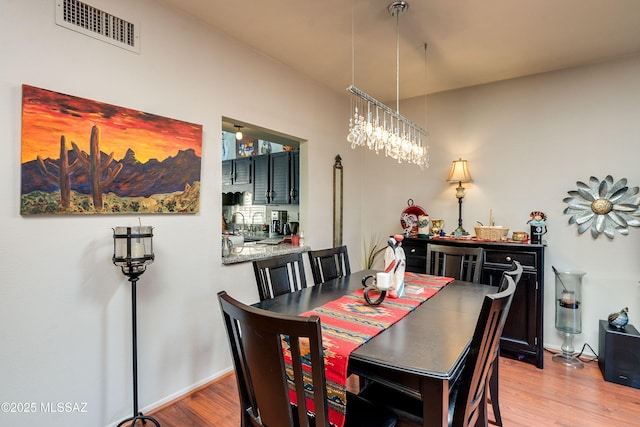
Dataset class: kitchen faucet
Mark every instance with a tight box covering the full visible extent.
[232,212,245,234]
[251,212,265,225]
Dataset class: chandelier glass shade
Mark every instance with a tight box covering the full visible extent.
[347,85,429,168]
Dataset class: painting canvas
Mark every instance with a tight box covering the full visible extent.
[259,140,272,155]
[20,85,203,214]
[236,137,257,158]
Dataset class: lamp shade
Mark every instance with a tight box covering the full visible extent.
[447,158,472,183]
[235,126,243,140]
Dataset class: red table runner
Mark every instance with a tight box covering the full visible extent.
[284,273,454,427]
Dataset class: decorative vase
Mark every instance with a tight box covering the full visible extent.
[431,219,444,236]
[530,224,547,244]
[418,215,430,237]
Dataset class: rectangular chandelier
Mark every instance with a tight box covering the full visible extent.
[347,85,430,168]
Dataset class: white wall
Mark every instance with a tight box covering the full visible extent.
[360,55,640,356]
[0,0,360,425]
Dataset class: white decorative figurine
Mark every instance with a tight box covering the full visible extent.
[384,234,406,298]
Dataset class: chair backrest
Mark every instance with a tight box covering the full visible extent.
[451,276,516,427]
[218,291,329,427]
[426,244,484,283]
[499,260,523,291]
[253,252,308,301]
[307,246,351,285]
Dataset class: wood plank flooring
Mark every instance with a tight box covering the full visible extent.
[148,351,640,426]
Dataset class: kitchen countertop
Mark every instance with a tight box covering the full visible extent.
[222,243,310,265]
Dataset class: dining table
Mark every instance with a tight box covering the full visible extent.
[253,269,494,427]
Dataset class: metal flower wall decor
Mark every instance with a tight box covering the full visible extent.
[563,175,640,239]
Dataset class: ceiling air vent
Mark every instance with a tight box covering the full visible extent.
[55,0,140,53]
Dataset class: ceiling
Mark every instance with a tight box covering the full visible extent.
[159,0,640,104]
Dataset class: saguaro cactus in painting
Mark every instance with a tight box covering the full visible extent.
[37,135,81,209]
[72,125,123,211]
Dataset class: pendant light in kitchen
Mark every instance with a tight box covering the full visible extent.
[234,125,243,140]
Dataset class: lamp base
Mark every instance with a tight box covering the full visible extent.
[453,192,468,237]
[117,413,160,427]
[453,226,469,237]
[552,352,584,369]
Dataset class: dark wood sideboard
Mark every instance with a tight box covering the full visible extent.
[403,237,545,368]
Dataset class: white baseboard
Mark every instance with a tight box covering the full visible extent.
[105,367,235,427]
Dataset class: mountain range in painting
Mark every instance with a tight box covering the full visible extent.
[20,146,201,215]
[22,147,200,197]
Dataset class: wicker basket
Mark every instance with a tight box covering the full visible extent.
[474,226,509,241]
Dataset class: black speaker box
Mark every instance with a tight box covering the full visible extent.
[598,319,640,389]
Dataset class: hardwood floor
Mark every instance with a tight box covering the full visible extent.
[149,351,640,426]
[149,372,240,426]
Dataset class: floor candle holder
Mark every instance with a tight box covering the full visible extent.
[113,226,160,426]
[552,267,586,369]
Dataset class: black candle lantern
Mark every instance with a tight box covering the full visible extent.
[112,225,160,427]
[113,226,155,277]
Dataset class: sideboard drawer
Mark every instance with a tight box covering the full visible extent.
[402,240,427,257]
[484,250,537,268]
[403,239,428,273]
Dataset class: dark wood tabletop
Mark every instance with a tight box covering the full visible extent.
[254,269,493,427]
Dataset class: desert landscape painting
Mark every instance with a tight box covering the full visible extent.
[20,84,203,214]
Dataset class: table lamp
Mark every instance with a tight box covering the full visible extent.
[447,158,472,236]
[112,225,160,426]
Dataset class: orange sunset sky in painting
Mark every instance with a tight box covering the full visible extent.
[21,85,202,164]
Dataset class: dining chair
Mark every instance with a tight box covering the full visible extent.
[488,260,523,426]
[253,252,307,301]
[359,276,517,427]
[217,291,398,427]
[426,244,484,283]
[499,260,523,292]
[307,246,351,285]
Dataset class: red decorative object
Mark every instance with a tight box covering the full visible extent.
[400,199,427,235]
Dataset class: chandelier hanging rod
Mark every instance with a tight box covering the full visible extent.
[346,85,430,137]
[390,0,407,114]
